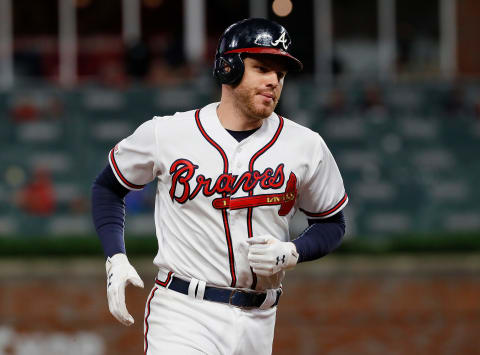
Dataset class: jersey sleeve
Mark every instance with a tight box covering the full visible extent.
[108,118,160,191]
[297,134,348,219]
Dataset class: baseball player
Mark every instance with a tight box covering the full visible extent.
[92,18,348,355]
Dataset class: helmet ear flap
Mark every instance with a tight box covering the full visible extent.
[213,53,245,85]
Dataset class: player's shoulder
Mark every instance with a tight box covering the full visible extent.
[151,102,221,130]
[151,107,198,124]
[145,107,204,135]
[277,114,323,144]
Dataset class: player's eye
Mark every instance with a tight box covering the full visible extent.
[256,65,268,73]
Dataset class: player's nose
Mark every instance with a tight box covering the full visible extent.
[265,71,280,88]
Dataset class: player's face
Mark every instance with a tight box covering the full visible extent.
[233,55,288,120]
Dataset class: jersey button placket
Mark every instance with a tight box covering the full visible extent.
[231,147,243,217]
[236,145,244,170]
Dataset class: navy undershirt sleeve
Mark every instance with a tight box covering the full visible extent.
[292,211,346,263]
[91,165,130,258]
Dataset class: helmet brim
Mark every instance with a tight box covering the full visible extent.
[224,47,303,72]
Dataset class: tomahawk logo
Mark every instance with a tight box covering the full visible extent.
[271,31,289,50]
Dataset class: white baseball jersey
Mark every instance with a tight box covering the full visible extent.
[109,102,348,291]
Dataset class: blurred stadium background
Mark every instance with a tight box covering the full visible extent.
[0,0,479,354]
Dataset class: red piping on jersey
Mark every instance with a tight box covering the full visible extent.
[300,193,348,218]
[144,286,158,355]
[195,109,237,287]
[109,149,145,190]
[155,271,173,287]
[246,115,285,289]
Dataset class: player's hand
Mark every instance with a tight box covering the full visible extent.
[105,253,144,326]
[246,235,299,276]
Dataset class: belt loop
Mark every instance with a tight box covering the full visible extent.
[188,278,199,299]
[195,280,206,300]
[259,289,277,310]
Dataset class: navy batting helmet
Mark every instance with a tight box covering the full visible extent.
[213,18,303,85]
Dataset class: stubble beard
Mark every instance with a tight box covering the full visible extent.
[234,86,278,121]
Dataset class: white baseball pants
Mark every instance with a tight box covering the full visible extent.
[144,284,277,355]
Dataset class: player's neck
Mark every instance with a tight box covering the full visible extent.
[217,100,264,131]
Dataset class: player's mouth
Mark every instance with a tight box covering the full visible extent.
[258,92,276,102]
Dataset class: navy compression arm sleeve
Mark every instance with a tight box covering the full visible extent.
[91,165,130,258]
[292,211,346,263]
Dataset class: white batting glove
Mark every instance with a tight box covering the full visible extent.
[105,253,144,326]
[247,235,299,276]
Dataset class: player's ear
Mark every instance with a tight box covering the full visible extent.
[214,53,245,85]
[219,57,232,74]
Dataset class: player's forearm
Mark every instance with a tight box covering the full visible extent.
[292,211,346,263]
[91,165,130,258]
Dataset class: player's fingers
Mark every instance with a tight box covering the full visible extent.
[249,262,271,271]
[113,305,134,326]
[108,285,128,324]
[107,288,116,314]
[248,248,274,261]
[113,310,134,326]
[116,283,134,326]
[247,243,271,253]
[252,266,274,276]
[248,258,275,271]
[248,252,273,263]
[246,236,268,245]
[128,274,144,289]
[108,281,130,324]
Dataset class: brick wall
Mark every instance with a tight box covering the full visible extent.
[1,255,479,355]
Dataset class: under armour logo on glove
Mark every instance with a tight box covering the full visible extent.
[108,273,113,288]
[247,235,299,276]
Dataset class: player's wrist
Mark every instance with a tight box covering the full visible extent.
[106,253,129,273]
[284,242,299,270]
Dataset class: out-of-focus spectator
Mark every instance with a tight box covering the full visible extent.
[10,98,40,122]
[43,96,65,120]
[397,22,414,74]
[147,58,177,85]
[146,58,193,86]
[474,96,480,120]
[10,95,64,122]
[14,47,44,77]
[322,88,349,118]
[125,39,152,79]
[144,31,195,85]
[359,84,387,115]
[164,32,186,69]
[15,167,56,216]
[444,85,468,116]
[332,54,344,80]
[98,61,128,89]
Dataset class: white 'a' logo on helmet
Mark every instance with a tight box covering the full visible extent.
[271,31,289,50]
